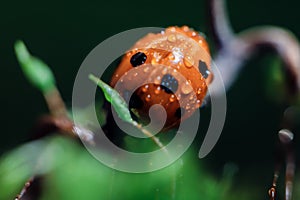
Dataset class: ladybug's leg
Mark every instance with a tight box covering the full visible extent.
[208,0,300,95]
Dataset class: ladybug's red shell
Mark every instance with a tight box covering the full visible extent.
[110,26,213,130]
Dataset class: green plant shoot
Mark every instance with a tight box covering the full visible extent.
[14,40,56,94]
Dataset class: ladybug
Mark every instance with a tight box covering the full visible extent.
[110,26,213,130]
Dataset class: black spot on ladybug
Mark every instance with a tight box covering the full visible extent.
[160,74,178,94]
[129,92,144,109]
[198,60,210,79]
[175,107,185,118]
[130,52,147,67]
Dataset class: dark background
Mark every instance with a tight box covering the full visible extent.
[0,0,299,196]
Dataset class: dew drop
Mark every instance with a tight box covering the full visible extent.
[186,103,191,110]
[142,85,149,92]
[183,56,194,68]
[169,27,176,32]
[181,81,193,94]
[151,58,157,65]
[177,94,181,100]
[197,88,202,94]
[154,76,161,84]
[169,94,176,102]
[154,86,161,94]
[153,52,161,60]
[182,26,189,32]
[167,34,176,42]
[143,67,150,73]
[162,68,168,75]
[145,94,151,102]
[168,53,175,60]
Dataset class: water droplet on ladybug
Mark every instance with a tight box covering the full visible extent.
[183,56,194,68]
[143,67,150,73]
[181,81,193,94]
[154,86,161,94]
[153,52,161,61]
[142,84,149,92]
[154,76,161,85]
[167,34,176,42]
[151,58,157,65]
[126,52,132,57]
[186,103,191,110]
[169,27,176,32]
[168,53,175,61]
[162,67,169,74]
[145,94,151,102]
[169,94,176,102]
[197,88,202,94]
[177,94,182,100]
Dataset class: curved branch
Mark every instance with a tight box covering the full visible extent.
[213,26,300,96]
[207,0,235,49]
[207,0,300,97]
[239,27,300,94]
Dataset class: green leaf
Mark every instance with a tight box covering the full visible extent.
[14,40,56,93]
[89,74,134,124]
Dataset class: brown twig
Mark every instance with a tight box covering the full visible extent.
[207,0,234,49]
[208,0,299,199]
[208,0,300,96]
[15,177,34,200]
[268,129,294,200]
[16,87,95,200]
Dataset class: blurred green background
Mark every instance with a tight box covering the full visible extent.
[0,0,300,199]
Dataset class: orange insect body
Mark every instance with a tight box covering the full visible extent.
[110,26,213,130]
